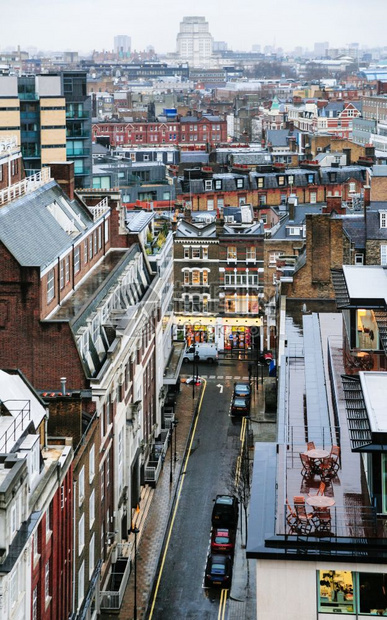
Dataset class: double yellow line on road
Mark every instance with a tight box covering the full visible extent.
[148,380,207,620]
[218,588,229,620]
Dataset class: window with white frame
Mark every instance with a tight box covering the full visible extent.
[45,561,50,600]
[380,212,387,228]
[205,180,213,191]
[104,219,109,242]
[79,466,85,504]
[89,490,95,528]
[202,246,208,259]
[191,246,200,259]
[183,270,190,285]
[207,198,214,211]
[269,251,284,265]
[89,235,93,259]
[98,226,102,250]
[78,514,85,554]
[84,239,88,263]
[10,568,18,608]
[46,507,51,539]
[355,253,364,265]
[183,246,190,259]
[118,429,123,494]
[60,260,65,289]
[246,247,256,261]
[78,561,84,610]
[89,445,95,482]
[236,178,244,189]
[192,270,200,285]
[74,246,81,273]
[89,534,95,579]
[32,586,38,620]
[47,269,55,303]
[258,177,264,189]
[202,270,208,285]
[381,245,387,266]
[227,246,237,260]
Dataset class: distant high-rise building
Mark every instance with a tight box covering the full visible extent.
[213,41,228,52]
[176,16,213,67]
[314,41,329,58]
[252,45,261,53]
[114,35,131,56]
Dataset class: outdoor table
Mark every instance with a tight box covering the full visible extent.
[306,496,335,508]
[304,448,330,460]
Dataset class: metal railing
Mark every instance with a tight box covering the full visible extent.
[283,502,378,540]
[100,544,131,610]
[0,168,51,207]
[144,458,163,485]
[0,400,32,452]
[88,196,109,220]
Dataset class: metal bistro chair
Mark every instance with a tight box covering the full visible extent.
[293,496,314,535]
[314,508,332,534]
[308,481,326,498]
[286,498,298,533]
[300,453,316,478]
[330,445,341,473]
[317,457,336,481]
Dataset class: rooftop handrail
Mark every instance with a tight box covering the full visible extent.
[0,168,51,207]
[283,502,378,539]
[0,399,31,452]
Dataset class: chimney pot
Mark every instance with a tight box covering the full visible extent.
[60,377,67,396]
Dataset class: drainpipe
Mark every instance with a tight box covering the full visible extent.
[72,479,77,614]
[61,377,67,396]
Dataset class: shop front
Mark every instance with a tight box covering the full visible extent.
[174,316,263,351]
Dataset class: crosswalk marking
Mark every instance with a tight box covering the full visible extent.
[181,374,250,381]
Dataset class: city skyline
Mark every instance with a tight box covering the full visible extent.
[1,0,387,56]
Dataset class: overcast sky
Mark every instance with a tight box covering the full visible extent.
[2,0,387,55]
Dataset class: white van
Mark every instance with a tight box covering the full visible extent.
[183,343,218,364]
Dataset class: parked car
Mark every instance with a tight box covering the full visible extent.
[231,395,250,417]
[233,381,251,402]
[211,527,236,555]
[204,553,233,588]
[212,495,239,528]
[183,343,218,364]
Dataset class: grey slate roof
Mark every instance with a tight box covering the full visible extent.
[342,215,366,249]
[266,129,300,147]
[180,151,209,163]
[175,220,217,238]
[0,181,93,270]
[126,210,154,232]
[270,204,324,239]
[366,210,387,240]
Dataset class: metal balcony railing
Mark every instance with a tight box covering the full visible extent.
[99,544,131,611]
[0,168,51,207]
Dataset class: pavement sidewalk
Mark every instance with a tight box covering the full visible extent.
[116,386,198,620]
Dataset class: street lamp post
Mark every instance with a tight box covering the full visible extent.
[129,523,140,620]
[174,419,178,463]
[169,423,173,484]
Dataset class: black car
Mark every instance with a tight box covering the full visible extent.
[233,381,251,402]
[231,395,250,417]
[204,553,233,588]
[212,495,239,528]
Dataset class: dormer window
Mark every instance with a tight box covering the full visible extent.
[380,211,387,228]
[205,180,213,191]
[236,178,244,189]
[214,179,222,190]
